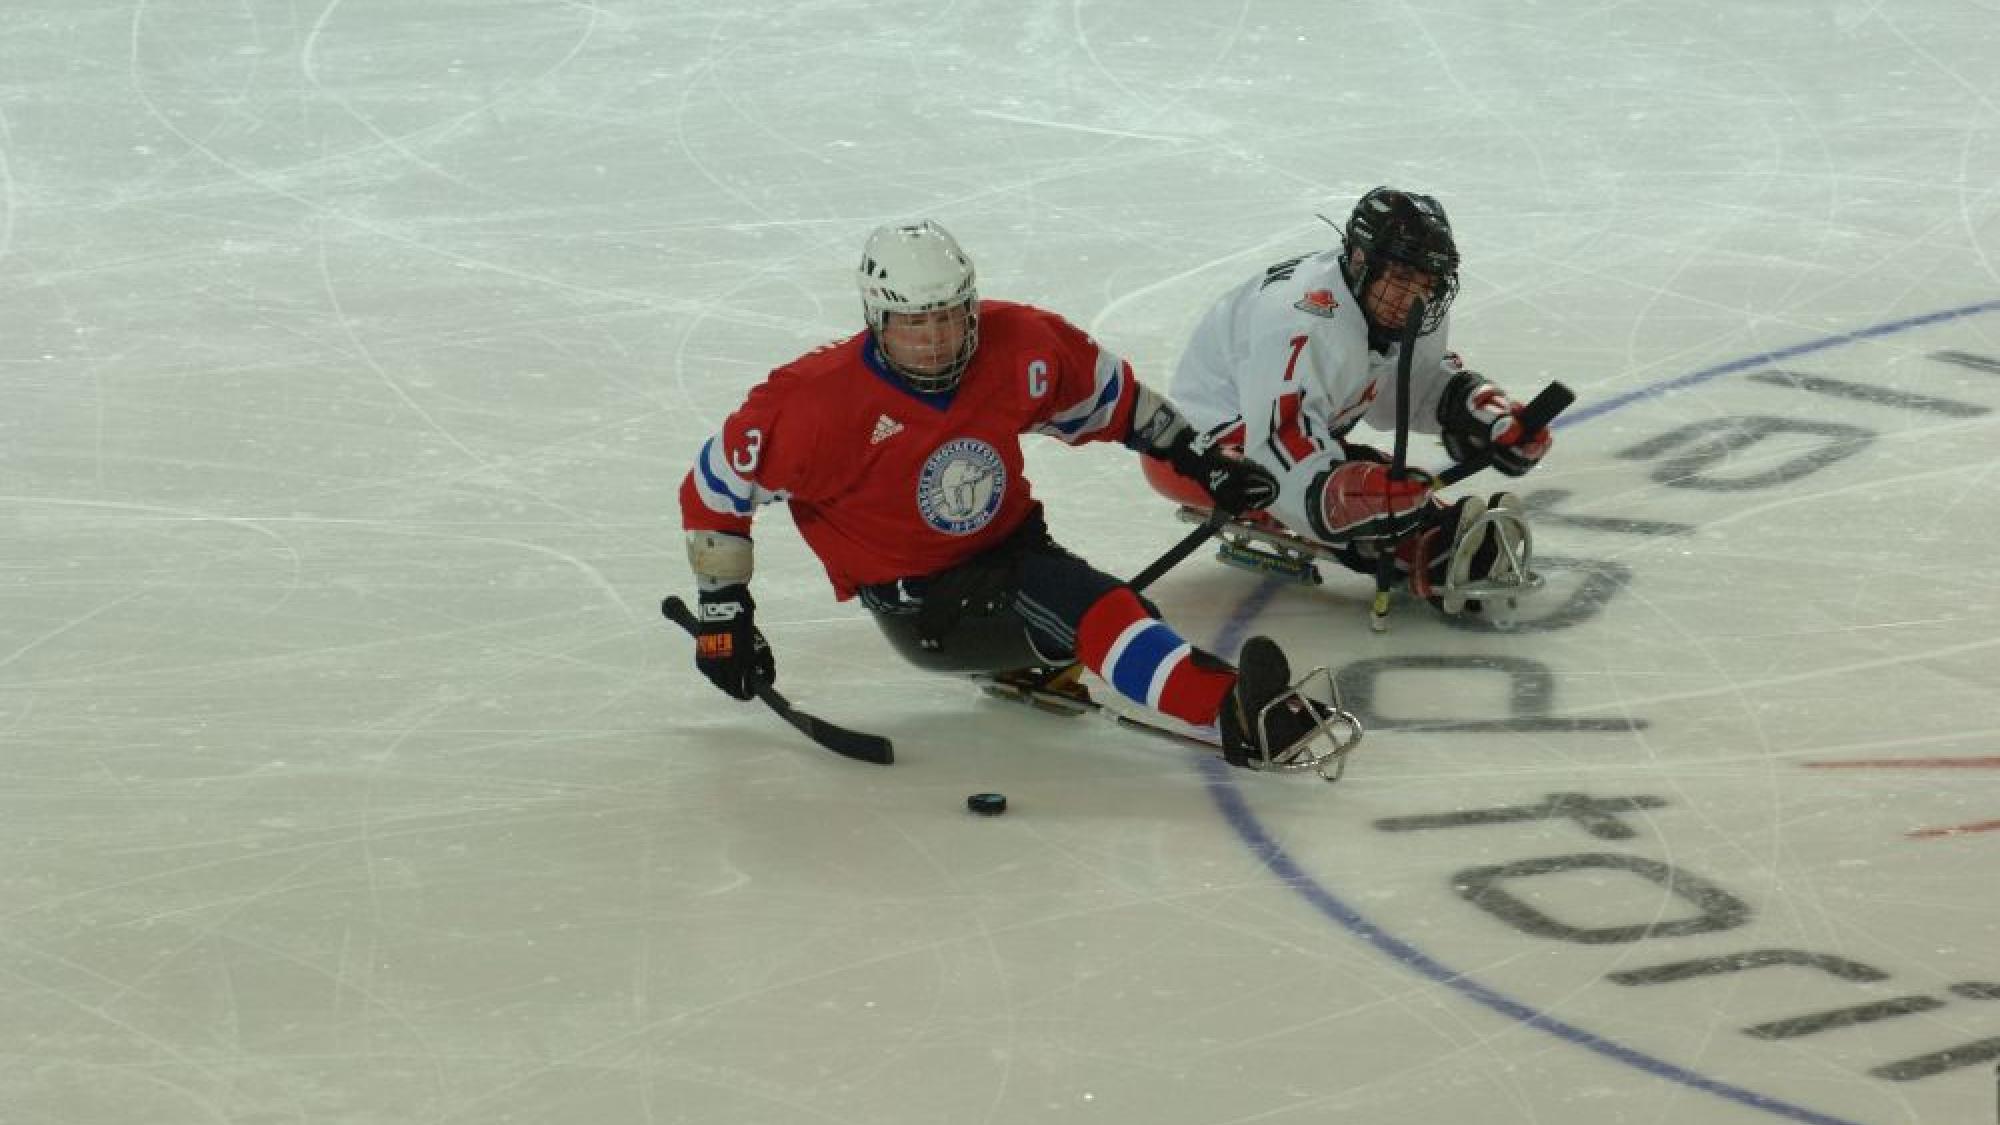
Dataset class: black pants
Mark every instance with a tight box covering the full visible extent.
[859,506,1138,673]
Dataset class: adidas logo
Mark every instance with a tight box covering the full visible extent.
[870,414,904,445]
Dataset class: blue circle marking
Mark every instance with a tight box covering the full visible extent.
[1202,298,2000,1125]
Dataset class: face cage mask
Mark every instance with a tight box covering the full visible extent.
[1414,271,1459,333]
[873,305,980,395]
[1353,257,1459,347]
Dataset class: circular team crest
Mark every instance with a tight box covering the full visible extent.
[916,439,1006,535]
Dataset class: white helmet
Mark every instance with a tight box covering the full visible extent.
[856,220,979,393]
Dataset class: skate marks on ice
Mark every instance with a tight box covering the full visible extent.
[1194,304,2000,1123]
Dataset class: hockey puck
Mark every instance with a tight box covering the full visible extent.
[966,792,1007,816]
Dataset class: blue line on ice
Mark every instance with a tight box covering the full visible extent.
[1201,297,2000,1125]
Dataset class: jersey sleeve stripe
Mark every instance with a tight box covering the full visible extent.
[1034,350,1129,443]
[694,436,755,515]
[678,471,753,535]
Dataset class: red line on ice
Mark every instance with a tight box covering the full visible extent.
[1803,757,2000,769]
[1907,819,2000,840]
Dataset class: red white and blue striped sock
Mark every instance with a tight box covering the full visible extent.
[1075,589,1234,726]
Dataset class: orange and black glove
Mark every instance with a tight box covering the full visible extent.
[693,585,775,700]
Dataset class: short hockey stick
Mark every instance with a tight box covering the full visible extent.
[1011,507,1232,698]
[1432,381,1575,486]
[1371,297,1427,630]
[1134,382,1577,607]
[1129,508,1231,593]
[664,500,1233,760]
[1367,377,1575,627]
[662,596,894,765]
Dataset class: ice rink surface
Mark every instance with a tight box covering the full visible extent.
[4,1,1999,1122]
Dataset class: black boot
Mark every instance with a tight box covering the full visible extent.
[1220,636,1331,769]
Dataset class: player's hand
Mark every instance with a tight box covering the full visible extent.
[694,584,775,700]
[1168,435,1279,515]
[1310,461,1438,542]
[1440,372,1553,476]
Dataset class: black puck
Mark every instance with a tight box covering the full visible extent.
[966,792,1007,816]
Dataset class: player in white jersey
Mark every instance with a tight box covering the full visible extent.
[1142,188,1556,616]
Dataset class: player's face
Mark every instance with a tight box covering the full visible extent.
[1362,259,1440,333]
[879,304,973,375]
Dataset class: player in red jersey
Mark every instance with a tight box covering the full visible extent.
[678,220,1332,769]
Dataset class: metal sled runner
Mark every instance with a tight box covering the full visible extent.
[973,664,1366,783]
[1172,501,1544,625]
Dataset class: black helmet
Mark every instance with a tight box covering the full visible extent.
[1342,187,1460,341]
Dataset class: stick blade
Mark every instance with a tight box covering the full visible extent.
[785,708,896,765]
[662,596,895,765]
[760,680,897,765]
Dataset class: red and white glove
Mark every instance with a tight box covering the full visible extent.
[1439,372,1553,476]
[1308,461,1440,543]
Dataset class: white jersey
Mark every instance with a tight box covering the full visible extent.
[1171,247,1464,537]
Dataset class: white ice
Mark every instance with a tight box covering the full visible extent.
[3,1,1998,1123]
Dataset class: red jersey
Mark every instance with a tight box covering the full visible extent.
[680,301,1143,598]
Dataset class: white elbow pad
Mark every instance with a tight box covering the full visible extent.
[686,530,754,589]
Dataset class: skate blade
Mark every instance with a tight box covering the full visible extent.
[1178,506,1345,569]
[975,669,1095,717]
[975,669,1361,777]
[1215,538,1322,584]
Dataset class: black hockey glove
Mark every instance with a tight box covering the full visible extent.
[1163,431,1280,515]
[693,584,775,700]
[1438,371,1553,477]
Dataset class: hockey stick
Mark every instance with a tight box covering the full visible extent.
[1432,380,1575,486]
[1002,500,1234,700]
[1008,507,1232,698]
[1365,377,1575,628]
[1138,382,1574,606]
[661,596,895,766]
[1130,508,1231,593]
[1370,296,1426,631]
